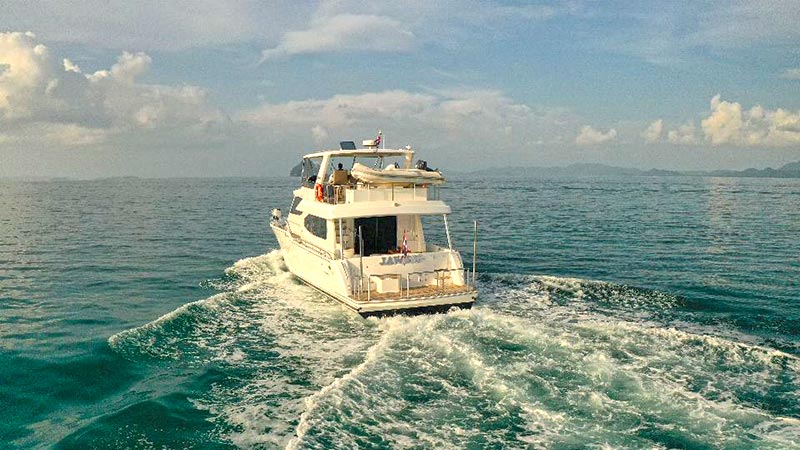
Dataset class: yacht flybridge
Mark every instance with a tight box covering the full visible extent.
[270,139,478,316]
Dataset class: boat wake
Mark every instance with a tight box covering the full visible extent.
[108,251,800,449]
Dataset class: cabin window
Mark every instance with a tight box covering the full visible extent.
[304,214,328,240]
[354,216,397,256]
[289,196,303,215]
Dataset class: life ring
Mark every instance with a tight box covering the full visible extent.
[314,183,324,202]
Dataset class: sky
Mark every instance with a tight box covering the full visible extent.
[1,0,799,178]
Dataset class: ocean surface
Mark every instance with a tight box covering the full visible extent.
[1,175,798,449]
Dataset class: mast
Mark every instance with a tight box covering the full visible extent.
[472,221,478,286]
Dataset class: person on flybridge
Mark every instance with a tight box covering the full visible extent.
[330,163,348,184]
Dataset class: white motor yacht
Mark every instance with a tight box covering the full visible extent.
[270,139,478,316]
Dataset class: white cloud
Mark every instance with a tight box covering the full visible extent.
[260,0,565,61]
[8,1,531,57]
[47,123,110,147]
[0,122,111,149]
[0,31,52,118]
[701,95,800,146]
[633,96,800,148]
[667,122,697,145]
[0,1,567,54]
[0,1,311,51]
[3,31,590,175]
[241,88,578,153]
[111,52,151,83]
[702,95,743,145]
[0,31,226,149]
[241,90,435,128]
[575,125,617,145]
[642,119,663,143]
[780,68,800,80]
[63,58,81,73]
[311,125,329,144]
[261,14,415,61]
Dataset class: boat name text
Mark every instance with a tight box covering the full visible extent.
[379,255,422,265]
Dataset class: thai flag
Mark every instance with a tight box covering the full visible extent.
[374,130,382,147]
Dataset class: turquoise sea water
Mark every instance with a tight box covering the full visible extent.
[1,176,798,449]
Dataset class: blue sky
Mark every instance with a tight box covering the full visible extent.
[1,1,799,177]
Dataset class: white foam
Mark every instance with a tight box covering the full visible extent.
[279,278,799,448]
[107,292,233,358]
[284,309,579,448]
[286,317,406,449]
[108,258,800,449]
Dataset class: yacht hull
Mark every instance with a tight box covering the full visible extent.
[271,224,477,316]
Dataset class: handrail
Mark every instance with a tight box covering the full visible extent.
[351,267,475,302]
[313,182,437,205]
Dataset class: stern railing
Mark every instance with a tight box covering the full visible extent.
[316,183,441,205]
[352,267,476,302]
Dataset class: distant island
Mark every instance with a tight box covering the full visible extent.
[290,160,800,179]
[461,160,800,179]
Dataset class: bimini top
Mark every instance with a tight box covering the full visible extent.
[299,199,451,220]
[303,148,415,160]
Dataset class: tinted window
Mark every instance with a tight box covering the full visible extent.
[290,196,302,215]
[354,216,397,256]
[304,215,327,240]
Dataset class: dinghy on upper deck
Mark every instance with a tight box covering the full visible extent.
[350,162,445,186]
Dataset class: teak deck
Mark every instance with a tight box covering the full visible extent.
[354,283,474,302]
